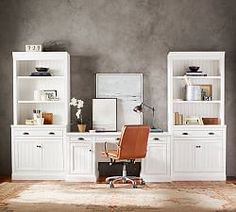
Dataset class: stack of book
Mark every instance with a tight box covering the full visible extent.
[174,112,184,125]
[186,70,207,77]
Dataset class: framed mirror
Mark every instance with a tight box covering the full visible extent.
[92,98,117,132]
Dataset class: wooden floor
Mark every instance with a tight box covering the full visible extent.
[1,176,236,184]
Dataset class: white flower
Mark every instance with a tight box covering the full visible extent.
[76,109,81,119]
[70,97,77,106]
[77,100,84,109]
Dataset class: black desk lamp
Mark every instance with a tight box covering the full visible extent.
[133,103,163,132]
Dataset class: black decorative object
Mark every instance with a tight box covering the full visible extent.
[188,66,200,72]
[35,67,49,72]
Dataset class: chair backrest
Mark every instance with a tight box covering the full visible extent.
[116,125,150,160]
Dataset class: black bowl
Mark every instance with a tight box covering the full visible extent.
[188,66,200,72]
[35,67,49,72]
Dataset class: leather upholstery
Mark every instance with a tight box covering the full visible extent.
[104,125,150,160]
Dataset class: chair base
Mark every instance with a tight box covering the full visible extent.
[106,176,145,188]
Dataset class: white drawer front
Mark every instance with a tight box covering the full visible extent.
[95,136,120,143]
[148,135,167,143]
[14,129,63,137]
[69,136,94,141]
[174,130,223,138]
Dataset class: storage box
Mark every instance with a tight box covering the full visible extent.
[202,117,219,125]
[42,113,53,124]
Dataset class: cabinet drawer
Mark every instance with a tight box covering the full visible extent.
[14,129,63,137]
[95,136,120,143]
[149,136,167,143]
[174,130,223,138]
[69,136,93,142]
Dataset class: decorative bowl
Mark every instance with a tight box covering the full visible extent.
[35,67,49,72]
[188,66,200,72]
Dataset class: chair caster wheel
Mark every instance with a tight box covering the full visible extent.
[109,181,114,188]
[140,180,145,185]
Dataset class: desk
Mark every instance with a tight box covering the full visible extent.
[65,132,171,182]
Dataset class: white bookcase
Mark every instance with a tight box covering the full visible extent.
[168,52,226,181]
[12,52,70,126]
[11,52,70,180]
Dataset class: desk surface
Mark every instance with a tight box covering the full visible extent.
[67,132,171,136]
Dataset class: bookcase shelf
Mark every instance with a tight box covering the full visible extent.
[168,52,225,129]
[13,52,70,125]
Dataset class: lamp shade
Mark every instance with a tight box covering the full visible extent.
[133,104,143,113]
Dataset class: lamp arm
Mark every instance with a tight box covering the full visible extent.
[142,103,155,112]
[142,103,155,129]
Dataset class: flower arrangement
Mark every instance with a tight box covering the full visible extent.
[70,97,84,124]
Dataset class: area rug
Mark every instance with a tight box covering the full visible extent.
[0,181,236,211]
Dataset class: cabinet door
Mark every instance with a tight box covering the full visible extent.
[15,140,41,171]
[195,141,223,172]
[70,143,94,175]
[41,139,64,171]
[143,143,168,175]
[173,141,194,172]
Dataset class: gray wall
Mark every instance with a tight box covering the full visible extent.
[0,0,236,176]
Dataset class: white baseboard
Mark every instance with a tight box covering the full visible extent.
[140,175,171,182]
[172,173,226,181]
[12,173,65,180]
[65,175,97,182]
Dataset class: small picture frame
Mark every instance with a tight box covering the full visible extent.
[197,84,212,100]
[43,90,58,101]
[184,116,203,125]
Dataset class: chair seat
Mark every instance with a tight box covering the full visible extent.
[102,150,118,159]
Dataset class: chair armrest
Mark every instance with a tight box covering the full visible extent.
[104,141,120,156]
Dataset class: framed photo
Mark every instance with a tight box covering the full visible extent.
[184,116,203,125]
[198,84,212,100]
[43,90,58,101]
[92,98,117,132]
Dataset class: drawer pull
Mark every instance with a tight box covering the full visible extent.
[196,145,201,148]
[78,137,85,140]
[89,149,92,152]
[182,132,188,135]
[36,145,42,148]
[116,138,120,140]
[49,132,55,135]
[153,138,160,140]
[208,132,215,135]
[23,132,29,135]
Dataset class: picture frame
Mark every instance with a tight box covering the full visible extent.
[184,116,203,125]
[198,84,212,100]
[43,90,58,101]
[92,98,117,132]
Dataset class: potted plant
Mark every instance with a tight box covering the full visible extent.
[70,97,86,132]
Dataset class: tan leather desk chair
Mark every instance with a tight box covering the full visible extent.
[103,125,150,188]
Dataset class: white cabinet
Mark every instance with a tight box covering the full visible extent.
[141,135,171,182]
[15,140,41,171]
[194,141,223,172]
[70,143,94,175]
[172,127,226,180]
[12,127,65,180]
[168,52,226,181]
[11,52,70,180]
[66,135,96,182]
[41,140,64,171]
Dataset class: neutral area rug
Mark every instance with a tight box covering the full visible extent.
[0,181,236,211]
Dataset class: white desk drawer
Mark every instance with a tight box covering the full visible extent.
[95,136,120,142]
[148,136,167,142]
[69,136,93,141]
[174,130,223,138]
[14,129,63,137]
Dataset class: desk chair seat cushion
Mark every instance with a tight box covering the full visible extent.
[102,150,118,159]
